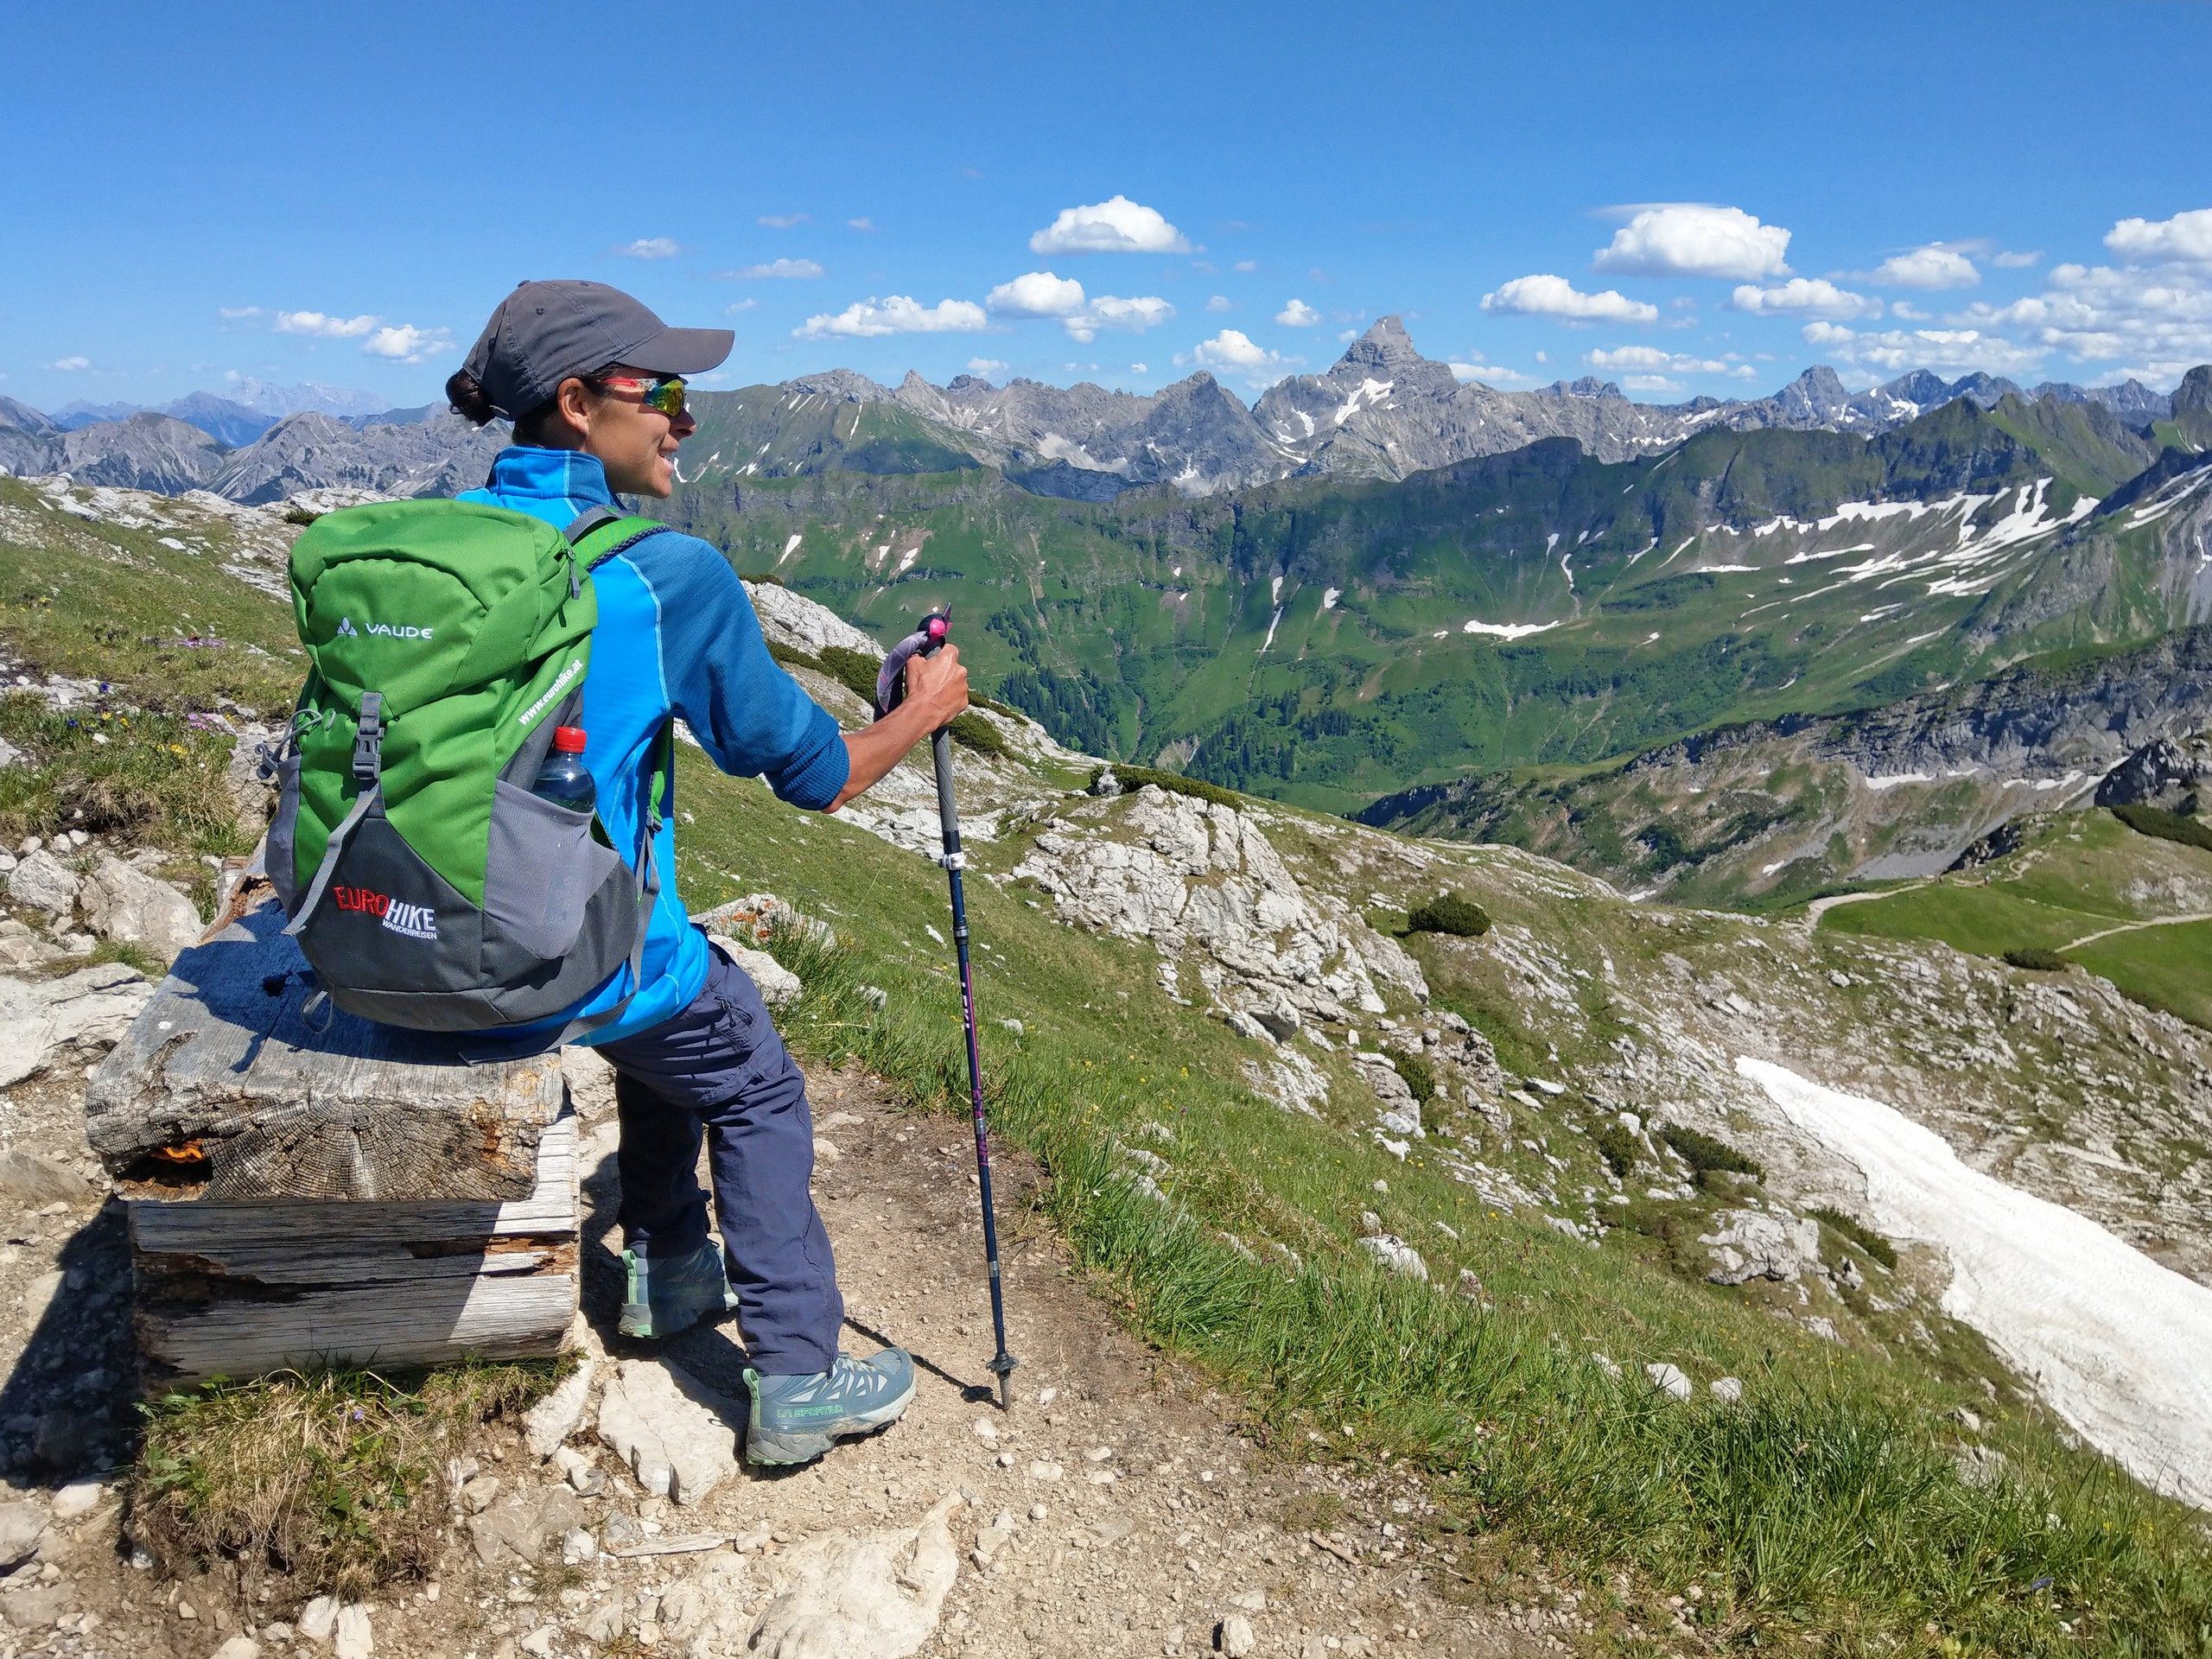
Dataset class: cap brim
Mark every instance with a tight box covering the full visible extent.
[623,325,734,376]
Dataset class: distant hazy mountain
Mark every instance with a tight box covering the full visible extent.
[216,378,393,420]
[158,392,280,447]
[50,401,143,430]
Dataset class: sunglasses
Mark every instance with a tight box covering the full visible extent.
[598,373,688,418]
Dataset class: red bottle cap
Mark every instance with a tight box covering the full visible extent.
[551,726,587,753]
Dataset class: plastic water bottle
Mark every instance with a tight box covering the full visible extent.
[532,726,595,812]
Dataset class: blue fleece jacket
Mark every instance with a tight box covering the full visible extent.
[460,447,849,1044]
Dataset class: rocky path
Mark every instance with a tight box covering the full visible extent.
[0,1048,1532,1659]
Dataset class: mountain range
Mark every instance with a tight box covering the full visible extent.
[0,320,2185,505]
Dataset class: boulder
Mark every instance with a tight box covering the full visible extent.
[0,963,151,1088]
[2095,734,2212,813]
[0,1149,91,1206]
[747,1491,965,1659]
[1700,1209,1823,1286]
[0,920,61,971]
[81,855,203,957]
[724,943,803,1008]
[1011,786,1419,1027]
[466,1484,586,1568]
[0,1501,46,1568]
[6,849,78,918]
[1646,1363,1694,1402]
[1357,1234,1427,1281]
[596,1357,740,1506]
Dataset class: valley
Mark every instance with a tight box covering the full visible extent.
[2,474,2211,1653]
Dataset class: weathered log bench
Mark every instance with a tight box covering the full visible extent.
[84,890,581,1386]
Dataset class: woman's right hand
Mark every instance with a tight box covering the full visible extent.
[902,642,970,729]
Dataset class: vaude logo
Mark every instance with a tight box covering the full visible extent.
[332,884,437,941]
[517,656,586,728]
[335,616,434,640]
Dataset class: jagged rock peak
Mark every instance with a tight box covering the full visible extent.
[1331,316,1433,378]
[1548,377,1626,401]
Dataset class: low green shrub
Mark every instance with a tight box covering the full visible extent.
[816,645,885,706]
[2004,946,2069,972]
[1808,1205,1900,1270]
[1659,1122,1764,1183]
[1592,1118,1639,1178]
[947,712,1005,757]
[2111,803,2212,854]
[1406,893,1492,938]
[1089,763,1245,810]
[766,640,820,673]
[1389,1049,1437,1103]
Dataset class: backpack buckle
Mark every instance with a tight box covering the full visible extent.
[353,691,385,785]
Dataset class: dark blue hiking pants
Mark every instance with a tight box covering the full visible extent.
[595,938,842,1375]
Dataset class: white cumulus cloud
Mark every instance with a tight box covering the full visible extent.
[1174,328,1296,388]
[1275,299,1322,327]
[1481,274,1659,324]
[1872,245,1980,289]
[1205,295,1231,312]
[986,271,1086,318]
[275,310,380,339]
[616,238,683,260]
[1800,321,2044,376]
[1064,296,1173,342]
[1586,346,1751,377]
[1030,194,1190,255]
[1946,258,2212,382]
[362,324,454,363]
[759,213,809,229]
[794,296,988,339]
[1992,249,2042,270]
[2105,207,2212,265]
[966,357,1009,378]
[1621,375,1685,394]
[1448,360,1538,387]
[1592,205,1792,280]
[723,258,824,280]
[51,356,89,372]
[1731,278,1881,320]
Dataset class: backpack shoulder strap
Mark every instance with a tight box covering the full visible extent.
[568,512,675,570]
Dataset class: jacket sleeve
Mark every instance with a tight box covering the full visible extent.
[620,533,852,810]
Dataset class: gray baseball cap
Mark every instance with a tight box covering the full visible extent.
[461,280,734,418]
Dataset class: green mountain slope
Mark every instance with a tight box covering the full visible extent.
[658,396,2211,811]
[7,476,2212,1650]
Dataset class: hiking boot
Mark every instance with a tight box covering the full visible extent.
[743,1349,917,1465]
[618,1242,740,1339]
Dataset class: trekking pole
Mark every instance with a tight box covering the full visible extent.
[876,613,1019,1410]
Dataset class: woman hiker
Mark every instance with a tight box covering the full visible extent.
[442,279,968,1466]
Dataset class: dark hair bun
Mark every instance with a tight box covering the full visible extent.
[445,369,499,427]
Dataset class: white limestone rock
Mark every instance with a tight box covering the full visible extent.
[596,1357,739,1507]
[6,849,78,918]
[523,1358,596,1459]
[746,1491,965,1659]
[1700,1209,1823,1286]
[81,855,203,958]
[0,963,151,1087]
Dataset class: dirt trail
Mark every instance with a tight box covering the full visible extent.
[0,1055,1546,1659]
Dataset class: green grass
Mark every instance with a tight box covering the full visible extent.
[2069,919,2212,1029]
[1808,1206,1901,1272]
[0,696,261,855]
[135,1361,563,1598]
[671,758,2212,1656]
[2113,802,2212,854]
[1817,810,2212,1028]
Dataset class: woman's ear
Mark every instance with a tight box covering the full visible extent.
[553,376,597,441]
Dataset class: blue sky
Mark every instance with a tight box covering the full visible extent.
[6,0,2212,415]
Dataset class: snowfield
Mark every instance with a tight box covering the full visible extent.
[1737,1057,2212,1510]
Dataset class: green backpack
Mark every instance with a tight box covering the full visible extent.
[264,498,673,1035]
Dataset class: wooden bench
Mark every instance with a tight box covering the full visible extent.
[84,891,582,1387]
